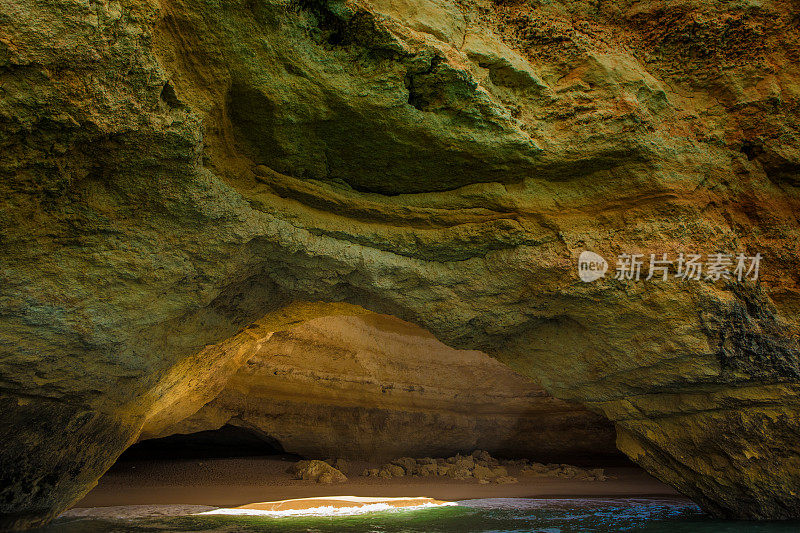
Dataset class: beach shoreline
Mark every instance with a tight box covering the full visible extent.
[71,456,682,511]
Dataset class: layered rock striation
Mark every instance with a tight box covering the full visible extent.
[153,314,616,461]
[1,0,800,528]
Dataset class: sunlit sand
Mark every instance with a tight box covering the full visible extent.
[197,496,455,516]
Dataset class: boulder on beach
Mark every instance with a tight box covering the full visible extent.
[287,460,347,483]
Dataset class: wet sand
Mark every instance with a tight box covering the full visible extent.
[73,455,680,510]
[233,496,450,511]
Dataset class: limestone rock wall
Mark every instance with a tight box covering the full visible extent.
[154,314,616,461]
[1,0,800,528]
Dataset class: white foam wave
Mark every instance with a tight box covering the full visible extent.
[196,501,455,517]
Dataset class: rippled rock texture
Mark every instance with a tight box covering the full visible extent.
[1,0,800,528]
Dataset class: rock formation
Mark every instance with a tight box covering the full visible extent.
[287,459,348,484]
[1,0,800,528]
[358,449,606,484]
[153,314,616,461]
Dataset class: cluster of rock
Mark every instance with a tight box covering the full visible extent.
[360,450,605,484]
[519,461,606,481]
[286,460,348,484]
[285,451,606,485]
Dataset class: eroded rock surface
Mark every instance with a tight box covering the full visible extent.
[154,314,616,460]
[1,0,800,528]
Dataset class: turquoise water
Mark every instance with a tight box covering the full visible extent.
[43,498,800,532]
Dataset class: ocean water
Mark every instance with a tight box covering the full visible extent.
[42,498,800,533]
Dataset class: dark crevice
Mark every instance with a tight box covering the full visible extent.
[118,424,293,461]
[160,82,183,109]
[739,140,763,161]
[298,0,389,50]
[404,55,444,111]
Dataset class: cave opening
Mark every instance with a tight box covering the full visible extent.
[74,312,650,513]
[118,424,296,461]
[114,313,628,467]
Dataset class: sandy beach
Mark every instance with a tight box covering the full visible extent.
[72,455,680,511]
